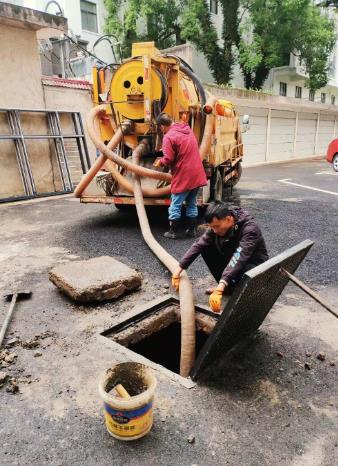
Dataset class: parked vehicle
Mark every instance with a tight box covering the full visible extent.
[326,139,338,172]
[75,42,250,206]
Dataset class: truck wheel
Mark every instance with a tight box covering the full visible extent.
[212,168,224,201]
[226,162,242,187]
[114,204,134,212]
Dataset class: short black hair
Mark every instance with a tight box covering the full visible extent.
[205,201,233,223]
[156,113,172,127]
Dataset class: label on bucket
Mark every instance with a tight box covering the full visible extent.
[104,402,153,438]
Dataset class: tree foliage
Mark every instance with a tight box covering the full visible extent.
[181,0,240,84]
[104,0,336,91]
[104,0,184,57]
[238,0,336,90]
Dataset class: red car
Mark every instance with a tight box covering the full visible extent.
[326,139,338,172]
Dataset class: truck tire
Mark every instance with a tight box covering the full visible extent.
[211,167,224,201]
[114,204,135,212]
[226,161,242,187]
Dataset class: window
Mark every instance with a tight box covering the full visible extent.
[279,82,287,96]
[81,1,98,33]
[210,0,218,14]
[295,86,302,99]
[309,90,315,102]
[321,93,326,103]
[331,95,336,105]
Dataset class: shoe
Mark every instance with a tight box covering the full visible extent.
[185,217,198,238]
[164,220,180,239]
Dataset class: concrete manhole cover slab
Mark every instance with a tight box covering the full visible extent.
[49,256,142,302]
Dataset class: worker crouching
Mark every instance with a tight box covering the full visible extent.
[154,113,207,239]
[172,201,269,313]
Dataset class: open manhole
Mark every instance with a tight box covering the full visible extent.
[102,240,314,381]
[101,297,218,376]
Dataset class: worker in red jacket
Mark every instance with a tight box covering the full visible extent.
[154,113,207,239]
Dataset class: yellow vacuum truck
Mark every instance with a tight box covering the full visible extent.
[74,41,248,207]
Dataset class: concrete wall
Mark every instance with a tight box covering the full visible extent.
[0,24,45,108]
[42,84,96,181]
[232,105,337,166]
[0,23,61,199]
[239,107,337,166]
[0,10,92,200]
[205,84,338,165]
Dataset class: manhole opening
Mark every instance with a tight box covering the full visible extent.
[102,301,218,376]
[129,322,209,374]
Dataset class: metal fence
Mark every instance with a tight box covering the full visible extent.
[0,108,91,203]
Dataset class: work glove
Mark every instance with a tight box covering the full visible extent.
[171,275,180,292]
[209,289,223,313]
[153,158,162,168]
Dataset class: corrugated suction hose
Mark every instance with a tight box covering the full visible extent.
[132,139,195,377]
[76,100,218,376]
[76,106,196,376]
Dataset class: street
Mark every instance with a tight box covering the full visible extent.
[0,157,337,466]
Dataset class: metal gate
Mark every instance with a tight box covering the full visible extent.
[0,108,91,203]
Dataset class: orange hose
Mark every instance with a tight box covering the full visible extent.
[132,140,195,377]
[104,160,171,197]
[102,120,171,198]
[86,105,171,183]
[74,128,123,198]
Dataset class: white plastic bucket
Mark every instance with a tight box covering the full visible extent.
[99,362,157,441]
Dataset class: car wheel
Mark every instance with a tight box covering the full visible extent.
[333,153,338,172]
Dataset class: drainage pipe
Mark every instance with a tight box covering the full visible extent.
[132,139,195,377]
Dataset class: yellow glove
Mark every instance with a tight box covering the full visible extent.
[171,275,180,292]
[153,158,162,168]
[209,289,223,313]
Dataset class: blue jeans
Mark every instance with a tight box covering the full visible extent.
[168,188,199,220]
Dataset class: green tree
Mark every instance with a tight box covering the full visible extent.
[181,0,240,84]
[104,0,240,84]
[104,0,336,91]
[238,0,336,90]
[104,0,184,57]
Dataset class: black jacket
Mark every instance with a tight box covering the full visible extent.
[179,208,269,283]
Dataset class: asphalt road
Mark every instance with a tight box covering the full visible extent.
[0,157,337,466]
[62,156,338,290]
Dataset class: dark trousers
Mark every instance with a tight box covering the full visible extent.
[201,245,256,289]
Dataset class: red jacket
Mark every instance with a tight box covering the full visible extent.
[160,123,207,194]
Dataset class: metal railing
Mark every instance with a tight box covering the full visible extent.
[0,108,91,203]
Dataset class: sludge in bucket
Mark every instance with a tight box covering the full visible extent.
[99,362,157,441]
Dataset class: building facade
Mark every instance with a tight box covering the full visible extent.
[2,0,114,77]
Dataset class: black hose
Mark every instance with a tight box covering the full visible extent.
[179,63,206,144]
[164,54,207,143]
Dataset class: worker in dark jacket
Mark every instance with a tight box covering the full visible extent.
[172,201,269,313]
[154,113,207,239]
